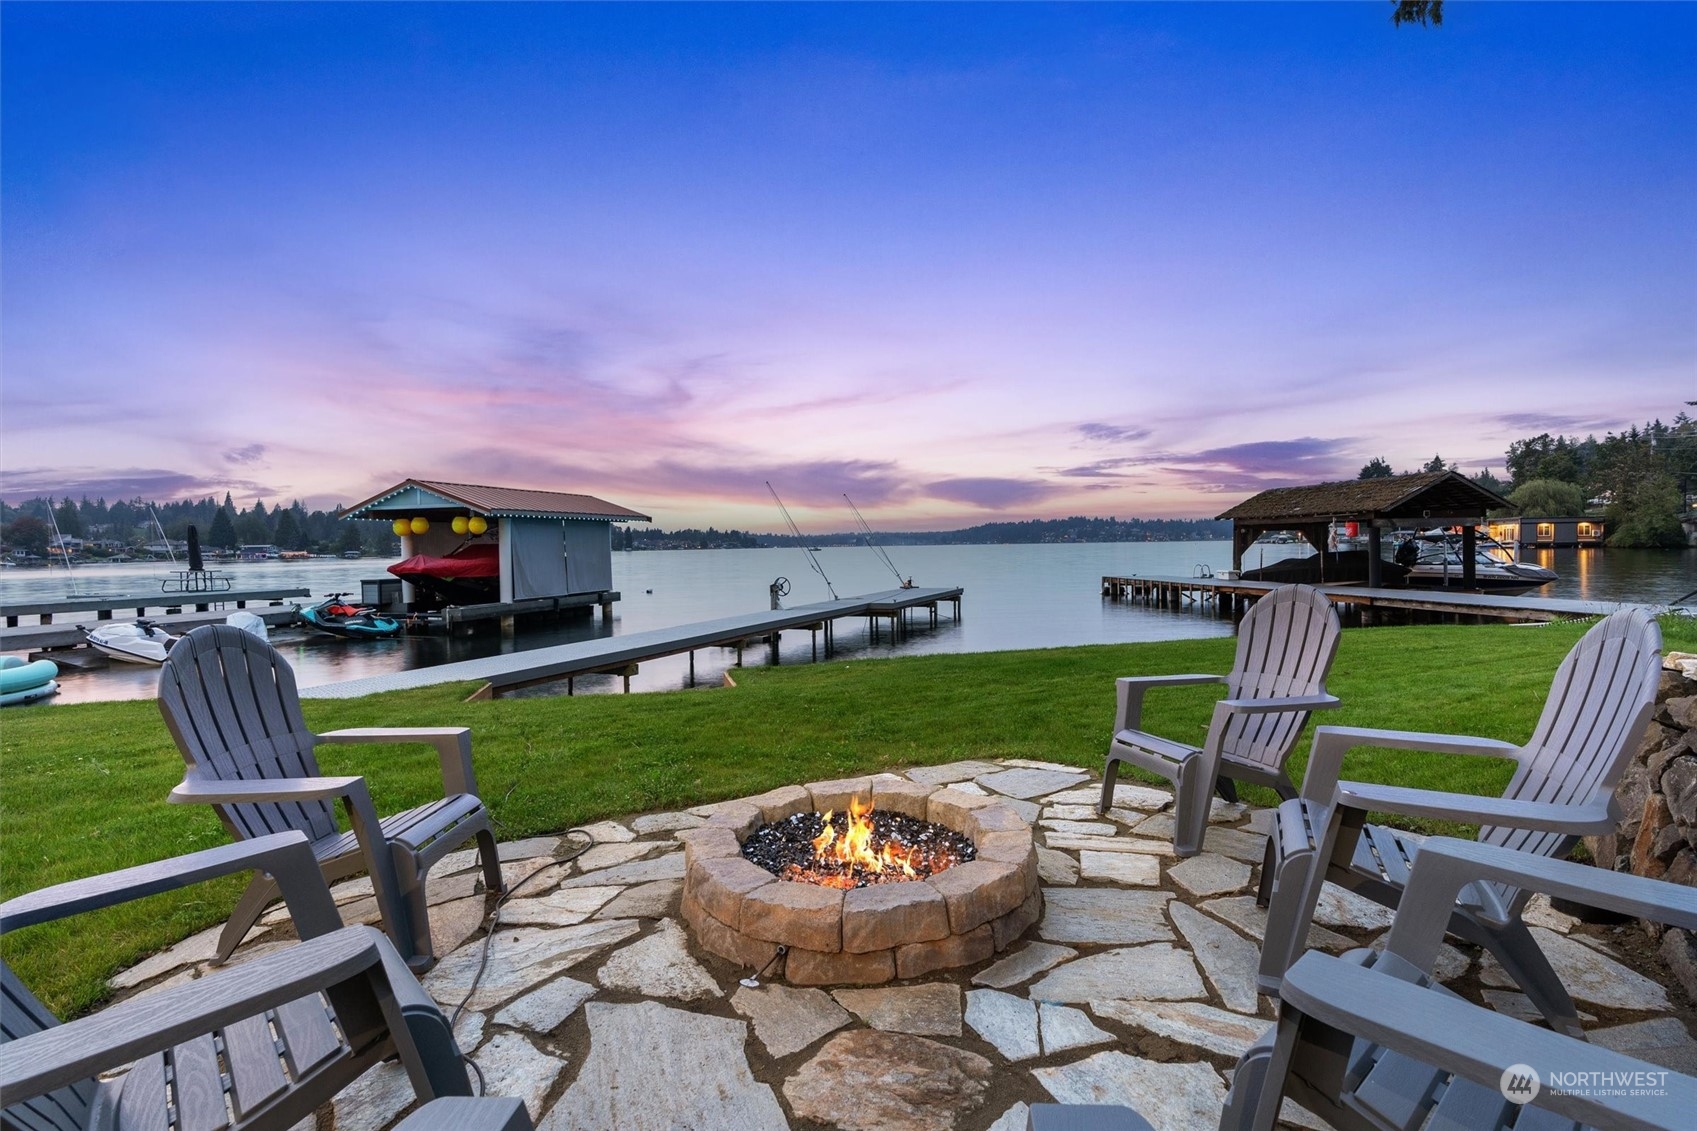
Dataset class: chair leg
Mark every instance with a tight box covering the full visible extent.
[1257,804,1330,995]
[1214,775,1239,804]
[1479,918,1585,1038]
[477,828,504,896]
[215,873,281,964]
[395,848,435,971]
[1256,834,1277,907]
[1099,756,1121,815]
[1172,754,1213,858]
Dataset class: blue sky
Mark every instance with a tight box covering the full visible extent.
[3,2,1692,528]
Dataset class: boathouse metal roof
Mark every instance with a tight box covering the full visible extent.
[340,480,651,523]
[1215,470,1512,526]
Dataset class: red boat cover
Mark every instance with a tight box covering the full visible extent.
[389,543,501,580]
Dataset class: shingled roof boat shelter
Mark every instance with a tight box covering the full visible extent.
[1215,470,1515,589]
[340,480,650,621]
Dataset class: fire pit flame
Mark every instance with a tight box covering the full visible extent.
[762,796,969,890]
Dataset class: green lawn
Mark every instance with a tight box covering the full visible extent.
[3,614,1687,1016]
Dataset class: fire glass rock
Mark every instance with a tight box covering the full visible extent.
[742,810,976,889]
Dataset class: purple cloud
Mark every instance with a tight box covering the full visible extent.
[925,477,1061,509]
[0,468,269,505]
[224,444,267,465]
[1493,413,1627,435]
[1076,423,1152,444]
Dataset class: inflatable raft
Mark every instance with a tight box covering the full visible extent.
[0,656,60,706]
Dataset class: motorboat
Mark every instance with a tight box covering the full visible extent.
[0,656,59,706]
[388,543,500,606]
[1396,529,1558,595]
[84,620,180,664]
[298,595,403,639]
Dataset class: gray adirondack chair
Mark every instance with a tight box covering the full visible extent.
[1101,584,1341,856]
[1257,607,1662,1036]
[158,624,503,972]
[0,831,531,1131]
[1225,837,1697,1131]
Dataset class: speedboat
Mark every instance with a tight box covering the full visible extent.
[84,620,179,664]
[298,595,402,639]
[388,543,500,606]
[1396,529,1558,595]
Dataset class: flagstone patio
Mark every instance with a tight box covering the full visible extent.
[109,758,1697,1131]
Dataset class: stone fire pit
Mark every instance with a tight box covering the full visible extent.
[680,775,1041,985]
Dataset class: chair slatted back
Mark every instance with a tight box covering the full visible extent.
[1221,585,1342,771]
[1484,608,1662,865]
[1,965,92,1131]
[158,626,339,844]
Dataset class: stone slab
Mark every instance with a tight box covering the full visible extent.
[1311,883,1396,931]
[501,886,623,928]
[575,820,635,844]
[1036,846,1079,886]
[976,767,1090,799]
[594,879,682,920]
[1028,944,1205,1004]
[1044,784,1173,811]
[972,941,1079,989]
[540,1001,787,1131]
[631,810,705,835]
[1198,896,1353,953]
[1166,854,1252,900]
[903,760,1006,786]
[1078,850,1160,886]
[562,852,685,888]
[1039,819,1119,837]
[596,919,722,1002]
[424,920,639,1010]
[572,840,660,873]
[1479,926,1671,1011]
[833,983,962,1036]
[1093,999,1266,1058]
[731,984,853,1059]
[1590,1017,1697,1074]
[494,976,597,1034]
[783,1030,992,1131]
[1170,901,1262,1014]
[1039,888,1173,946]
[473,1032,565,1124]
[1038,1001,1114,1055]
[965,988,1041,1061]
[1043,835,1174,856]
[1033,1051,1225,1131]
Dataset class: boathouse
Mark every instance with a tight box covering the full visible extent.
[1216,470,1513,588]
[339,480,650,618]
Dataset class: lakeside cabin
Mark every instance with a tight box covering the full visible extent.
[338,479,650,628]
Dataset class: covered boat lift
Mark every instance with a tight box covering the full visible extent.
[1215,470,1514,590]
[339,480,650,628]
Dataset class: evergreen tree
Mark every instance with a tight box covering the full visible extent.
[1421,454,1450,474]
[53,496,84,538]
[207,504,239,550]
[334,523,365,555]
[273,507,305,550]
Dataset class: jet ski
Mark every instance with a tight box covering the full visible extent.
[83,620,180,664]
[298,595,402,639]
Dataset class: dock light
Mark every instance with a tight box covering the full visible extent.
[392,518,409,536]
[452,516,470,535]
[468,516,488,535]
[410,517,430,535]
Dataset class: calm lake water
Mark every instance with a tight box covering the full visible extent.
[5,541,1692,705]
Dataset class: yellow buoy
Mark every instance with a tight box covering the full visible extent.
[468,516,488,535]
[410,517,430,535]
[392,518,410,536]
[452,516,470,535]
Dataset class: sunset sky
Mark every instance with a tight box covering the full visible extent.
[3,3,1692,530]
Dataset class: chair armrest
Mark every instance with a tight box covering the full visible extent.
[1279,951,1697,1130]
[0,926,385,1102]
[169,775,367,805]
[0,831,340,940]
[1384,838,1697,975]
[1114,674,1226,732]
[394,1098,532,1131]
[318,727,479,797]
[1298,725,1521,804]
[1332,783,1616,835]
[1214,694,1341,715]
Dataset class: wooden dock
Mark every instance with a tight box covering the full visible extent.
[1102,574,1633,624]
[1,588,310,627]
[301,586,963,700]
[0,605,307,656]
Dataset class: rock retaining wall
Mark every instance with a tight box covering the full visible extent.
[1591,653,1697,1001]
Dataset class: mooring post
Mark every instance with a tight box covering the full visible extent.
[688,650,695,686]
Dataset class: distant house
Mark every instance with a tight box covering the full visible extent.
[239,544,281,560]
[1484,517,1605,549]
